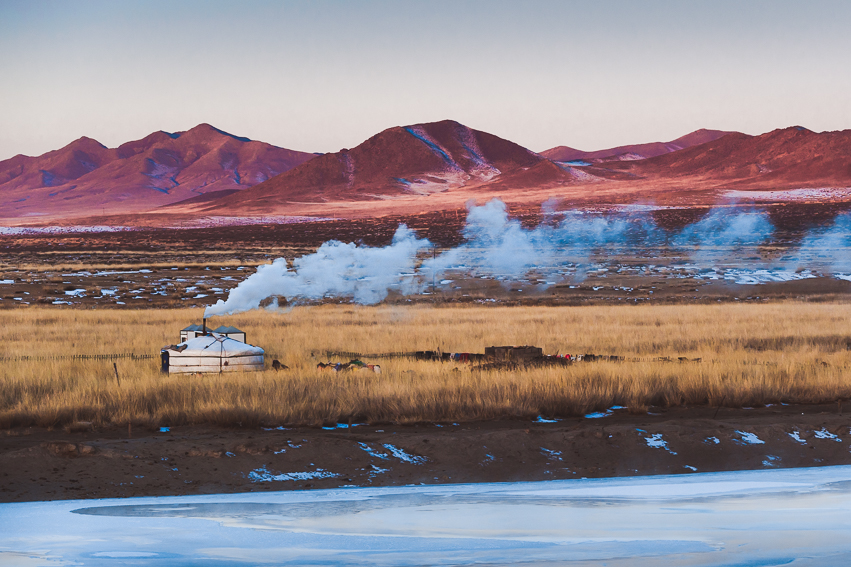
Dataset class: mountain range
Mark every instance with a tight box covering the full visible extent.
[0,124,316,219]
[3,120,851,223]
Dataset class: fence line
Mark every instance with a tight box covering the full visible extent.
[324,351,782,367]
[0,351,778,366]
[323,351,418,360]
[0,352,156,362]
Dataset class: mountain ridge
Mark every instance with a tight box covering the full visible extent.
[0,124,317,219]
[541,128,735,163]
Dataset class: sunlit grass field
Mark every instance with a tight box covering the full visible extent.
[1,303,850,428]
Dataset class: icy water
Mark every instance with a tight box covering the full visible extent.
[2,466,851,566]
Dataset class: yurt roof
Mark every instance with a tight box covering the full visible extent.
[170,333,263,358]
[213,325,243,334]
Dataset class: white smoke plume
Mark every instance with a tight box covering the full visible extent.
[671,208,774,267]
[204,225,430,316]
[205,198,851,316]
[421,199,641,282]
[422,199,556,279]
[796,213,851,273]
[673,208,774,249]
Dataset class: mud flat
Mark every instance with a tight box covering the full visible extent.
[2,404,851,503]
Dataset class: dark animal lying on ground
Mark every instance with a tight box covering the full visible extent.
[272,359,289,371]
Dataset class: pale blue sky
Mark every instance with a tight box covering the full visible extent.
[1,0,850,160]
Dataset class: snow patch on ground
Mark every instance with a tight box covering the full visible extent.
[724,187,851,202]
[540,448,563,461]
[0,225,137,235]
[383,444,427,465]
[789,431,807,444]
[585,411,612,419]
[814,428,842,442]
[166,216,334,229]
[734,431,765,445]
[358,442,389,460]
[695,268,816,285]
[637,430,677,455]
[762,455,781,468]
[534,416,560,423]
[248,467,339,483]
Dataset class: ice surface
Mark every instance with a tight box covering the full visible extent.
[5,466,851,565]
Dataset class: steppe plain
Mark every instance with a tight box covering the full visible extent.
[3,202,851,503]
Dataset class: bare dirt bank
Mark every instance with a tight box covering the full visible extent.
[3,403,850,503]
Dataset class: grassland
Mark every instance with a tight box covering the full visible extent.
[1,303,850,429]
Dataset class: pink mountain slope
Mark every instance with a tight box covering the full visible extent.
[541,129,734,162]
[199,119,558,213]
[0,124,316,219]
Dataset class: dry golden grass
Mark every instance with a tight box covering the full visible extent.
[1,303,850,428]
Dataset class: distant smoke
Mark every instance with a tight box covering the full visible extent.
[206,199,851,315]
[422,199,555,279]
[673,208,773,248]
[672,208,774,266]
[796,213,851,273]
[204,226,430,316]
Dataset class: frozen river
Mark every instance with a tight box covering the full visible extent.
[2,466,851,566]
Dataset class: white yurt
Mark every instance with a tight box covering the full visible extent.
[162,333,265,374]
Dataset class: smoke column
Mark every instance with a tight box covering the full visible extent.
[205,225,430,316]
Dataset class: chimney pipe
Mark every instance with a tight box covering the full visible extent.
[203,317,207,335]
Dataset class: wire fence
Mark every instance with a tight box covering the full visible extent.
[323,351,420,360]
[0,353,156,362]
[322,350,783,366]
[0,351,778,367]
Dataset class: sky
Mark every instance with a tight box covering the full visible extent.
[1,0,850,161]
